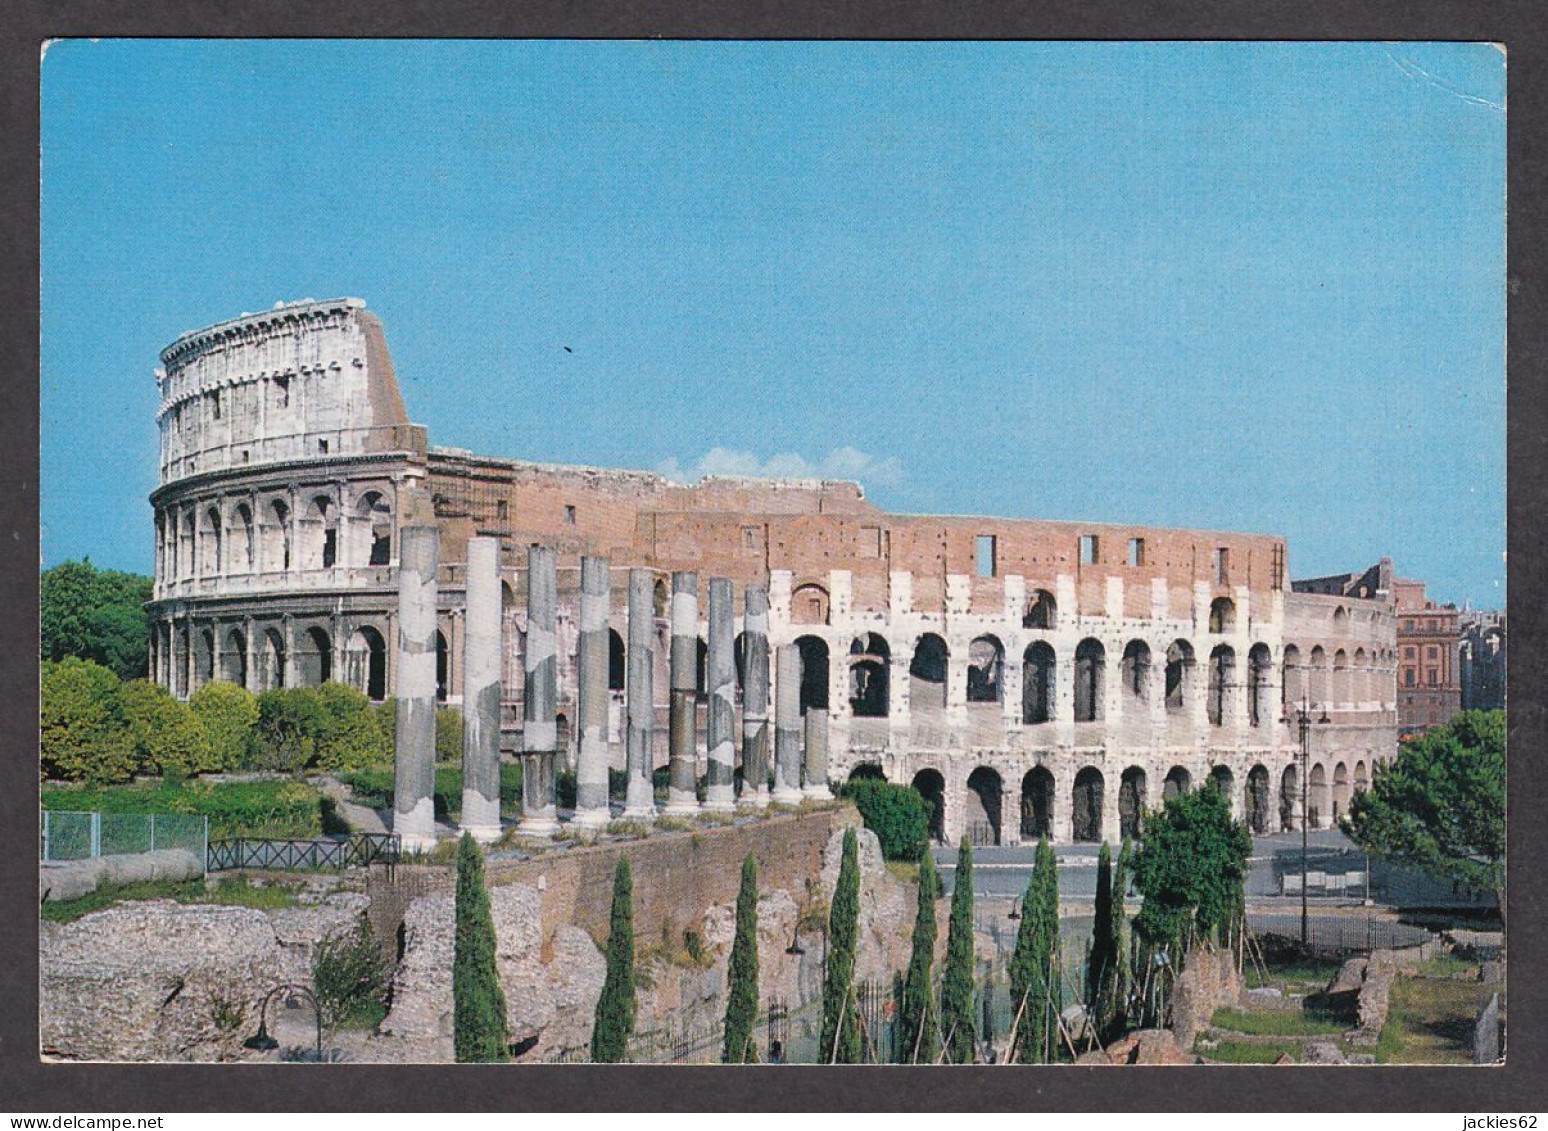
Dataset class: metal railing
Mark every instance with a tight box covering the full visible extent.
[41,811,208,867]
[206,833,399,873]
[1247,911,1431,954]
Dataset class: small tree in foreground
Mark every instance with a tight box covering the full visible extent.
[1085,841,1117,1039]
[722,853,761,1063]
[820,828,863,1063]
[591,856,637,1062]
[453,833,508,1062]
[939,841,976,1063]
[1009,836,1060,1063]
[896,847,941,1063]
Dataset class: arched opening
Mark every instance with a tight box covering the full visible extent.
[965,766,1003,846]
[1281,643,1303,710]
[1072,767,1104,843]
[201,508,223,576]
[1333,649,1350,706]
[1333,606,1349,631]
[967,635,1004,704]
[307,495,337,570]
[1353,648,1369,705]
[555,712,571,765]
[348,626,388,701]
[1162,765,1191,804]
[1309,646,1328,706]
[295,625,331,686]
[265,499,291,573]
[795,635,830,712]
[1248,643,1272,727]
[1121,640,1150,713]
[1208,644,1236,727]
[193,628,214,687]
[1309,763,1329,828]
[1280,765,1298,831]
[355,491,393,566]
[909,633,949,710]
[1209,597,1236,634]
[1332,762,1350,822]
[1165,640,1194,715]
[261,629,286,691]
[696,638,709,699]
[1074,638,1105,722]
[435,630,449,702]
[1209,764,1234,807]
[607,629,626,692]
[1119,766,1147,840]
[652,580,667,619]
[1354,759,1369,794]
[848,763,887,782]
[791,582,830,626]
[1022,642,1056,724]
[849,633,890,718]
[1020,766,1055,840]
[221,628,247,687]
[232,504,255,573]
[1023,590,1057,630]
[181,511,196,578]
[1246,764,1271,834]
[912,768,946,843]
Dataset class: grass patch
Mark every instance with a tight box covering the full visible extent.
[43,777,327,839]
[1196,1037,1298,1064]
[42,874,301,923]
[885,859,921,885]
[1374,974,1497,1065]
[338,762,524,820]
[1416,952,1480,979]
[1210,1007,1345,1038]
[1244,956,1342,991]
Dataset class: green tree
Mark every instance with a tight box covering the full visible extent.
[1133,783,1251,961]
[1085,841,1116,1038]
[120,679,213,779]
[897,846,941,1063]
[314,681,392,771]
[591,856,637,1062]
[721,853,761,1063]
[40,658,135,783]
[188,681,259,770]
[1009,837,1060,1063]
[1345,710,1505,909]
[838,779,931,861]
[452,832,508,1062]
[41,559,154,680]
[820,827,863,1063]
[939,841,977,1063]
[1112,837,1134,1036]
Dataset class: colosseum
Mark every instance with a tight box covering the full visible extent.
[147,297,1399,846]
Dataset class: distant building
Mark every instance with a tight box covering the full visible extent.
[1459,606,1506,712]
[1393,578,1461,734]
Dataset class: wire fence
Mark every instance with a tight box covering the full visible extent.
[40,811,208,866]
[1246,911,1432,954]
[206,834,400,873]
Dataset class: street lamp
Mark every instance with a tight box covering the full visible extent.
[1281,696,1330,947]
[245,984,324,1063]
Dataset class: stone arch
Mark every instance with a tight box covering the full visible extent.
[1163,765,1192,803]
[1353,648,1370,705]
[1119,765,1147,840]
[1208,644,1236,726]
[848,763,886,782]
[261,628,286,690]
[435,630,450,702]
[909,633,949,710]
[1023,589,1057,630]
[1248,643,1273,727]
[1209,597,1236,634]
[967,634,1004,704]
[795,635,830,712]
[1020,766,1055,841]
[608,629,626,692]
[966,766,1003,845]
[1333,649,1350,706]
[1209,764,1234,806]
[1333,762,1351,822]
[1022,641,1056,724]
[201,506,223,576]
[1072,767,1104,843]
[220,627,247,687]
[296,625,331,686]
[1246,764,1272,834]
[912,768,946,843]
[354,490,393,566]
[849,633,890,717]
[1309,645,1329,706]
[1280,764,1298,831]
[1354,759,1369,793]
[1074,638,1105,722]
[191,628,213,688]
[1120,640,1151,710]
[230,503,255,573]
[305,494,338,570]
[348,625,388,701]
[652,579,667,619]
[264,499,291,573]
[1333,605,1349,631]
[1282,643,1303,709]
[1165,640,1194,715]
[791,582,830,626]
[1309,763,1329,828]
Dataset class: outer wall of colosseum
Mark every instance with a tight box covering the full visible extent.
[147,298,1398,845]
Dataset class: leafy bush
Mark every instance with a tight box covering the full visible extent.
[839,779,930,861]
[41,658,135,783]
[340,761,523,820]
[121,679,215,778]
[313,914,388,1030]
[254,683,392,772]
[188,681,259,770]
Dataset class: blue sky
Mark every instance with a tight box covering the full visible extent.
[41,40,1505,606]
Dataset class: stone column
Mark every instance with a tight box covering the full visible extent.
[803,709,831,798]
[393,526,439,852]
[665,571,701,815]
[773,644,804,804]
[623,568,657,821]
[573,556,612,829]
[704,577,737,812]
[457,537,505,840]
[518,545,560,836]
[739,585,771,809]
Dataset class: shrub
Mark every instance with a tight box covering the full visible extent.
[819,827,863,1063]
[940,841,977,1063]
[591,857,637,1062]
[41,658,134,783]
[435,707,463,764]
[255,687,325,771]
[839,779,930,861]
[314,682,392,771]
[313,914,389,1029]
[188,681,259,770]
[120,679,215,778]
[453,833,509,1061]
[721,854,761,1063]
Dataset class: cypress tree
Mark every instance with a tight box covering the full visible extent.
[819,828,863,1063]
[1112,837,1134,1037]
[897,847,941,1063]
[939,840,977,1063]
[721,853,761,1063]
[1086,841,1116,1036]
[1009,837,1061,1063]
[452,832,509,1062]
[591,856,637,1062]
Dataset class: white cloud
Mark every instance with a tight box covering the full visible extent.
[657,445,904,488]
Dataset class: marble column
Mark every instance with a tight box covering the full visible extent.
[773,644,804,804]
[739,585,771,809]
[704,577,737,812]
[518,544,561,837]
[803,709,831,798]
[665,571,701,815]
[623,568,657,821]
[460,536,505,840]
[392,526,439,852]
[573,556,612,829]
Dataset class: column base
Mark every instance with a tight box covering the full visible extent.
[459,822,505,844]
[662,794,701,816]
[771,786,804,806]
[803,783,833,800]
[515,815,560,838]
[737,789,769,810]
[621,805,657,823]
[397,832,440,854]
[572,807,612,831]
[702,793,737,813]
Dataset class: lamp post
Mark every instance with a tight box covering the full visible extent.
[1281,696,1330,947]
[244,984,324,1063]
